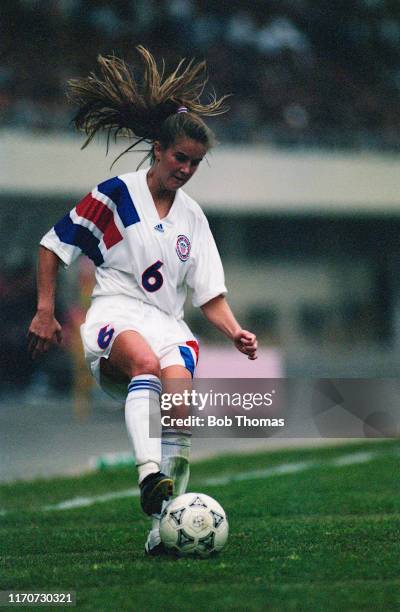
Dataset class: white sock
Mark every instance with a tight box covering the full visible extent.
[125,375,162,484]
[152,428,191,530]
[161,428,191,495]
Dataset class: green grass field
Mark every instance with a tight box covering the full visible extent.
[1,440,400,611]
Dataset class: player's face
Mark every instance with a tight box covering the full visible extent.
[154,137,207,191]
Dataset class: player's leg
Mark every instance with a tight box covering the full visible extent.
[146,360,195,555]
[160,366,193,496]
[100,330,173,514]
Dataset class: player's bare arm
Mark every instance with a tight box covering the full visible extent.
[201,295,258,360]
[28,246,63,359]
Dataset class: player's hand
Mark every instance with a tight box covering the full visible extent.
[233,330,258,360]
[27,310,63,359]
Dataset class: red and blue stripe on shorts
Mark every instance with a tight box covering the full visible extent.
[179,340,199,377]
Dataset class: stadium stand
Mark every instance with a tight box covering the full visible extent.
[1,0,400,150]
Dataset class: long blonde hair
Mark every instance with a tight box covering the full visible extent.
[67,45,229,166]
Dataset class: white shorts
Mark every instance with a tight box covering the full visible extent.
[80,295,199,401]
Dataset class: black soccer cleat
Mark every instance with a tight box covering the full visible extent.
[145,540,168,556]
[140,471,173,515]
[144,532,169,556]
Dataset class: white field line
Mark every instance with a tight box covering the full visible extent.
[0,449,376,515]
[204,461,313,486]
[42,488,139,511]
[330,451,375,466]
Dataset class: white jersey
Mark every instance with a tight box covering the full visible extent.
[40,168,227,319]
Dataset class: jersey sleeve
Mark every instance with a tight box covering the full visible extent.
[40,191,107,268]
[40,224,82,268]
[187,214,227,307]
[39,177,134,268]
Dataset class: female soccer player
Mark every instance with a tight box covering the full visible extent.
[27,46,257,554]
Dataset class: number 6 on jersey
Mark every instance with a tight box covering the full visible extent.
[142,260,164,292]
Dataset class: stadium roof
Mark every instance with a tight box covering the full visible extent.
[1,130,400,214]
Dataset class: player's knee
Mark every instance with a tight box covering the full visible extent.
[130,355,161,379]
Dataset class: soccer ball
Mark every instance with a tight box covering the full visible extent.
[159,492,229,557]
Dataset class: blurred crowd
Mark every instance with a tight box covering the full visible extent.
[0,262,71,396]
[1,0,400,151]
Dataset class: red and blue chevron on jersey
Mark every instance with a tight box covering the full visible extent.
[51,177,140,266]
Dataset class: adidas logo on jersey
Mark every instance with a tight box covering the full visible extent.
[154,223,164,232]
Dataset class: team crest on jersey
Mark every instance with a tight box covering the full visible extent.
[176,234,191,262]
